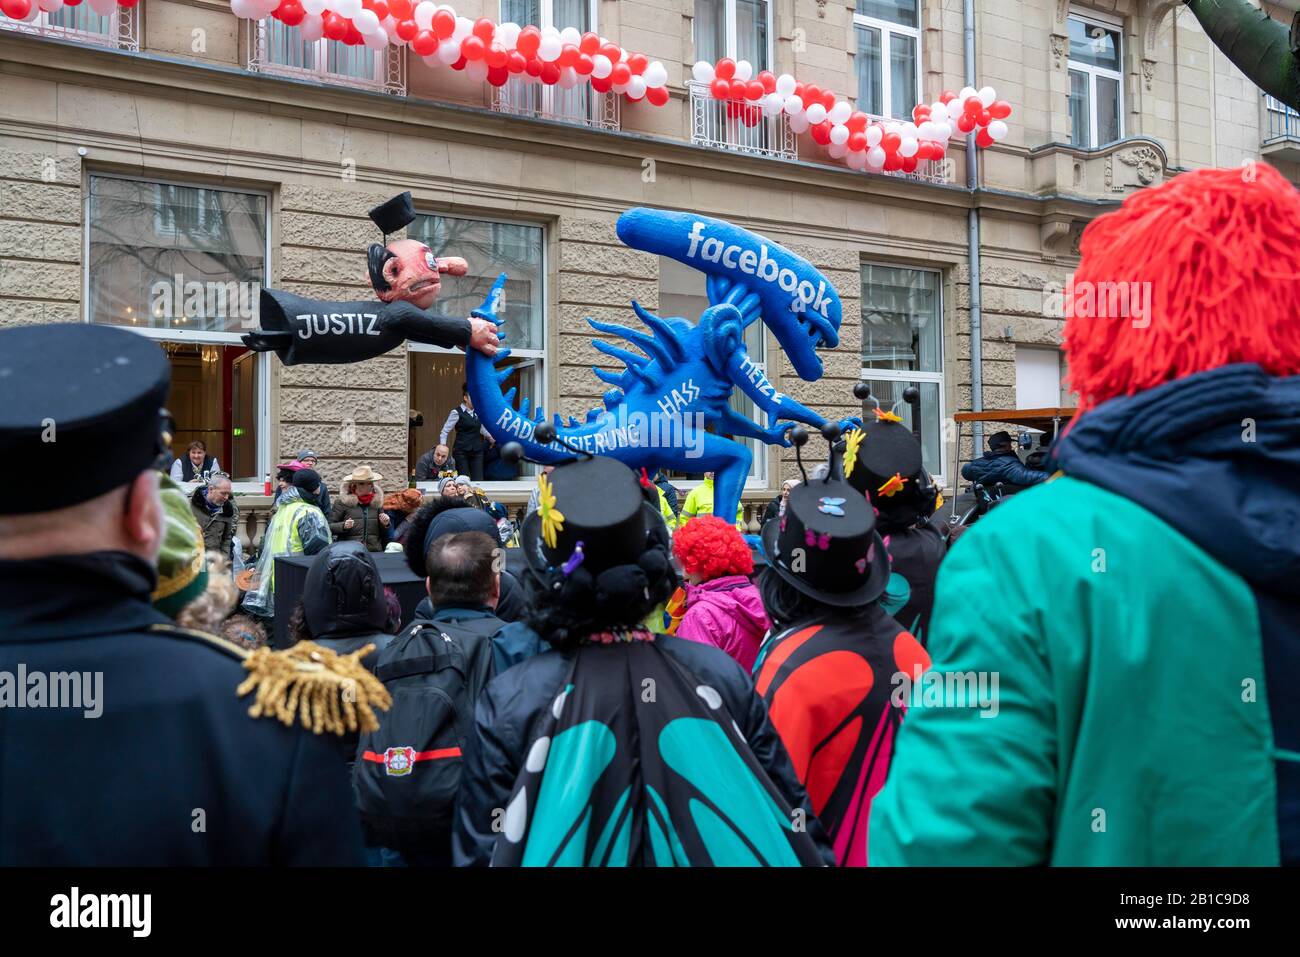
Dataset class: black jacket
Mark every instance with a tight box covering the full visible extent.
[960,449,1049,490]
[0,552,365,865]
[302,541,394,673]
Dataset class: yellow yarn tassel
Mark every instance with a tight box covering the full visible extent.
[236,641,392,736]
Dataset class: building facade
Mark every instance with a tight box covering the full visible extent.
[3,0,1297,538]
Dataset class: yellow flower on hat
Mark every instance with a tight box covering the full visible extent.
[873,407,904,423]
[536,471,565,549]
[843,428,864,479]
[878,472,909,497]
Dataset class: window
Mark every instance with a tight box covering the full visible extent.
[1067,12,1123,148]
[860,263,945,481]
[1014,346,1066,408]
[406,214,546,486]
[657,256,767,486]
[495,1,612,127]
[0,2,137,49]
[255,19,397,91]
[694,0,770,71]
[854,0,920,120]
[85,176,271,486]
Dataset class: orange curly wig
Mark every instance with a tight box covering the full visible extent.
[1065,162,1300,413]
[673,514,754,580]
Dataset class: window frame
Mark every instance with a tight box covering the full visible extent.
[859,261,946,486]
[494,0,606,126]
[0,4,136,50]
[256,18,391,91]
[406,209,549,497]
[853,3,923,121]
[82,172,273,494]
[693,0,774,72]
[1067,9,1125,149]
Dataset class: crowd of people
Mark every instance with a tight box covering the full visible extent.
[1,165,1296,867]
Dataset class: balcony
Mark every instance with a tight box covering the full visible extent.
[1262,95,1300,163]
[245,18,405,95]
[489,76,619,131]
[689,80,796,161]
[0,4,137,51]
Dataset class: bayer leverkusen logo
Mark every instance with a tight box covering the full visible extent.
[383,746,415,776]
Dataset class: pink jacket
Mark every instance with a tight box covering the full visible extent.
[675,575,771,672]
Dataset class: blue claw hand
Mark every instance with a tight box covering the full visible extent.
[838,416,863,434]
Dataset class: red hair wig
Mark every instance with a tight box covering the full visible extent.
[1065,163,1300,413]
[673,514,754,580]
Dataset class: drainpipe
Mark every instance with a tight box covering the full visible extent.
[964,0,984,455]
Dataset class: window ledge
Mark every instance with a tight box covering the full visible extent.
[1026,135,1170,202]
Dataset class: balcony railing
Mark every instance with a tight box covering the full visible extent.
[489,77,619,131]
[689,81,796,161]
[0,4,138,51]
[246,19,405,95]
[1264,95,1300,142]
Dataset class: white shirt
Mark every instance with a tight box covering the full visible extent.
[439,404,492,446]
[170,456,221,483]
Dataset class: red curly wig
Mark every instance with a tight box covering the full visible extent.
[673,514,754,580]
[1065,162,1300,413]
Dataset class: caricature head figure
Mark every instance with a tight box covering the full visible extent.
[365,191,469,311]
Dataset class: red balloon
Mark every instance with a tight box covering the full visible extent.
[724,101,739,119]
[939,90,956,104]
[472,18,495,43]
[411,30,436,56]
[847,111,868,132]
[525,57,543,77]
[627,52,648,74]
[810,121,832,146]
[344,25,363,45]
[728,78,746,100]
[558,43,580,68]
[591,74,613,93]
[370,0,388,20]
[793,82,805,99]
[64,0,82,6]
[388,0,411,18]
[882,132,902,152]
[487,44,509,69]
[745,80,764,101]
[975,128,995,148]
[450,56,467,70]
[989,100,1012,119]
[714,58,736,81]
[507,51,527,73]
[323,13,347,40]
[432,8,455,39]
[956,112,976,133]
[741,106,760,127]
[540,61,562,85]
[488,66,509,87]
[964,95,983,116]
[758,70,776,93]
[599,42,622,63]
[646,85,670,106]
[516,27,541,57]
[610,62,632,85]
[848,131,867,152]
[902,156,918,172]
[821,90,835,111]
[978,109,992,126]
[281,2,305,25]
[709,77,729,99]
[579,32,601,56]
[914,142,931,161]
[116,0,138,5]
[884,152,903,171]
[804,84,821,105]
[912,105,930,123]
[396,19,418,42]
[574,54,594,76]
[461,36,486,61]
[271,2,285,21]
[1,0,31,15]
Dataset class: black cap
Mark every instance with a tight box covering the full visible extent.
[988,430,1013,450]
[292,468,322,493]
[0,324,170,515]
[368,192,416,237]
[844,419,939,528]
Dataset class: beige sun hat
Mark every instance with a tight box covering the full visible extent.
[343,465,384,484]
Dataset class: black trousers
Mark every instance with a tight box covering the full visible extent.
[457,448,485,482]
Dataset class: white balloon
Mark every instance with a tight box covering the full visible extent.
[453,15,471,40]
[958,86,977,103]
[559,26,581,46]
[355,9,380,34]
[979,85,997,107]
[847,150,868,171]
[645,63,668,87]
[734,59,752,82]
[19,0,40,19]
[898,136,919,158]
[413,2,435,30]
[829,101,851,125]
[762,93,785,116]
[930,101,946,119]
[902,122,918,138]
[917,121,936,140]
[627,75,646,98]
[437,38,460,63]
[805,102,826,125]
[498,22,520,48]
[86,0,117,13]
[691,60,714,83]
[867,146,886,169]
[37,0,63,12]
[933,120,953,140]
[592,54,613,79]
[947,99,965,121]
[336,0,362,19]
[364,26,389,49]
[465,59,489,81]
[788,113,811,134]
[830,124,849,146]
[541,24,559,39]
[612,81,628,95]
[865,125,883,148]
[987,119,1009,141]
[538,35,562,62]
[301,0,326,14]
[423,54,440,67]
[828,142,847,159]
[775,73,796,97]
[559,66,580,89]
[299,12,324,41]
[783,94,804,116]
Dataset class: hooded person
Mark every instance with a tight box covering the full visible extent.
[752,428,929,867]
[241,468,332,620]
[871,163,1300,867]
[959,429,1047,491]
[329,465,390,552]
[842,405,947,643]
[453,452,832,867]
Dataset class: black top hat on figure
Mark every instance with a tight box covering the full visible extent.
[761,423,891,607]
[368,191,417,238]
[842,383,939,530]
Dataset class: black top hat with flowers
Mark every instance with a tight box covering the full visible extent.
[843,384,939,529]
[761,425,891,607]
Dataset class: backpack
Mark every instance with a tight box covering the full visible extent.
[353,614,500,853]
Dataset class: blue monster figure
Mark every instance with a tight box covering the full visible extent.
[466,209,858,522]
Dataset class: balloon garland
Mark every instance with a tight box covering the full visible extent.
[228,0,673,103]
[1,0,137,22]
[691,57,1012,174]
